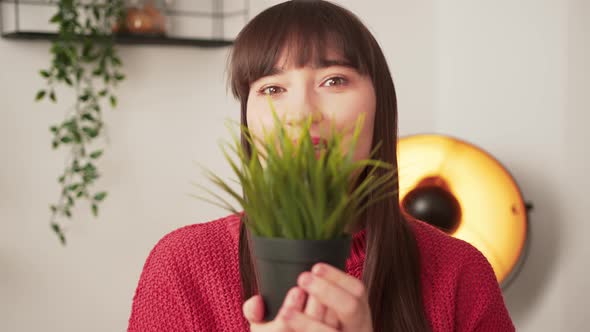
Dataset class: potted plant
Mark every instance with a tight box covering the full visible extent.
[196,101,396,320]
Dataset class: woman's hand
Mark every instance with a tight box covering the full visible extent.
[243,263,372,332]
[243,287,304,331]
[282,263,373,332]
[243,288,342,331]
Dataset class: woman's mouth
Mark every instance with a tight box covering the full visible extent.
[292,137,327,149]
[311,137,327,149]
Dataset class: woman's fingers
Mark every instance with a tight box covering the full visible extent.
[244,287,307,331]
[279,287,306,317]
[311,263,366,298]
[304,295,327,322]
[249,319,292,331]
[324,308,341,329]
[243,295,265,323]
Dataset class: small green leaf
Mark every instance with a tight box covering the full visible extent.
[98,89,108,97]
[50,205,57,213]
[50,44,62,55]
[89,150,103,159]
[92,204,98,216]
[84,166,98,180]
[35,90,46,101]
[76,190,84,198]
[40,70,50,78]
[50,126,58,133]
[63,120,75,131]
[58,175,65,183]
[68,183,80,191]
[51,223,66,245]
[60,136,72,143]
[109,95,117,107]
[84,163,96,173]
[52,141,59,149]
[94,192,107,201]
[81,113,95,121]
[49,13,61,23]
[79,94,90,102]
[49,91,56,102]
[72,131,82,143]
[76,68,83,82]
[56,69,66,80]
[65,210,71,218]
[92,6,100,21]
[67,196,74,205]
[64,76,73,86]
[82,42,92,57]
[82,127,98,138]
[114,73,125,81]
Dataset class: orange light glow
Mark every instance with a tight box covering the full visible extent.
[398,134,528,285]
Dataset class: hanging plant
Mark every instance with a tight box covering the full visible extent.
[35,0,126,245]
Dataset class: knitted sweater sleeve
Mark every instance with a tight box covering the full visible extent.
[455,245,515,332]
[127,231,199,332]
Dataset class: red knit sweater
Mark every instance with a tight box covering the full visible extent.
[128,214,514,331]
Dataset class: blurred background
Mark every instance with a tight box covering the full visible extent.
[0,0,588,331]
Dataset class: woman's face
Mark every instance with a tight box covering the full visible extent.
[246,49,376,161]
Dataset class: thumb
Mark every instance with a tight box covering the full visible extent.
[243,294,265,323]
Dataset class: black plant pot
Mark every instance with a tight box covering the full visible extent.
[251,234,352,321]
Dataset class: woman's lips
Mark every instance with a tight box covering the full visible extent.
[290,137,328,160]
[292,137,327,148]
[311,137,323,145]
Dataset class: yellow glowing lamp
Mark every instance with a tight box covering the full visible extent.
[398,134,530,288]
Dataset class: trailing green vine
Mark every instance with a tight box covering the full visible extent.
[35,0,126,245]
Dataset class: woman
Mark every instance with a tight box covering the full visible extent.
[128,1,515,331]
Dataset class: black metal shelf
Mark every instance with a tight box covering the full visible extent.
[1,31,233,47]
[0,0,247,48]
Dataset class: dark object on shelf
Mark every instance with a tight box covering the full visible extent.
[0,0,248,47]
[114,0,167,36]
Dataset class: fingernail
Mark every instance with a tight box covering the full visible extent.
[290,288,300,301]
[312,263,324,276]
[299,272,312,287]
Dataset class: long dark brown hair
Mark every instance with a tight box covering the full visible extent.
[228,1,430,331]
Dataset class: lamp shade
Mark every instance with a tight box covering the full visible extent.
[398,134,528,287]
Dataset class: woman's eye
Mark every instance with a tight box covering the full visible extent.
[259,86,284,96]
[322,76,347,87]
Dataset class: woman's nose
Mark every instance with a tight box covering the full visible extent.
[286,87,323,125]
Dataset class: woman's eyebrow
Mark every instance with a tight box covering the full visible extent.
[317,59,353,69]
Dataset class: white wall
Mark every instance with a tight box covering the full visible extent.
[432,0,589,330]
[1,0,587,331]
[560,1,589,330]
[0,2,240,330]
